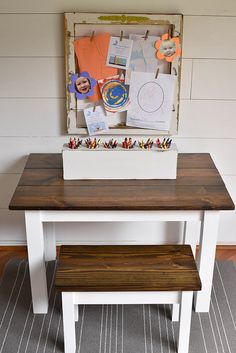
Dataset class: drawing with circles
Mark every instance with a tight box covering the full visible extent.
[126,71,177,131]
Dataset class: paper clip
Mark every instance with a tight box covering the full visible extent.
[120,30,123,41]
[144,30,149,40]
[93,103,96,112]
[90,31,95,41]
[155,68,160,79]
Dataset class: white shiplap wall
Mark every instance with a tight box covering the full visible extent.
[0,8,236,245]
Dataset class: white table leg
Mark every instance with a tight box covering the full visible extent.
[25,211,48,314]
[194,211,220,312]
[44,222,57,261]
[171,220,200,321]
[183,220,200,256]
[62,292,76,353]
[74,304,79,322]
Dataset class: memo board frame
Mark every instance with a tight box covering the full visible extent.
[64,13,183,135]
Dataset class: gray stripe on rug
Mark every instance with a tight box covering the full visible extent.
[0,260,235,353]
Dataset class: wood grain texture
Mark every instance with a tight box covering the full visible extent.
[0,246,28,279]
[55,245,202,292]
[9,153,235,211]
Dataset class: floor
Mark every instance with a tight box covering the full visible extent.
[0,245,235,280]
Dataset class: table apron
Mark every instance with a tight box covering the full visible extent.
[36,210,204,223]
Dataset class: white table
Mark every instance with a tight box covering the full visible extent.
[9,153,234,314]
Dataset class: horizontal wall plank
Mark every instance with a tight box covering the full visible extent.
[219,176,236,244]
[0,98,66,136]
[192,59,236,99]
[0,137,67,173]
[56,222,182,244]
[183,16,236,59]
[0,58,65,98]
[0,174,20,208]
[223,175,236,204]
[1,136,236,175]
[0,14,63,56]
[178,100,236,138]
[180,59,192,99]
[174,137,236,175]
[1,1,236,16]
[0,210,26,243]
[218,210,236,244]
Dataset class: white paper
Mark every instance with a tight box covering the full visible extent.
[125,34,160,84]
[106,36,133,70]
[126,71,177,131]
[84,105,109,135]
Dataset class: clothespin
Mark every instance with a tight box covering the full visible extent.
[119,70,125,80]
[120,30,123,41]
[144,30,149,40]
[90,31,95,41]
[93,103,96,112]
[155,68,160,79]
[168,26,172,39]
[172,105,175,112]
[172,67,177,76]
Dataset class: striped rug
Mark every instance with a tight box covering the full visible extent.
[0,260,235,353]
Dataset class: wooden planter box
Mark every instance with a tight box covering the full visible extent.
[62,144,177,180]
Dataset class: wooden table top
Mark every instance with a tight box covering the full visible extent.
[9,153,235,211]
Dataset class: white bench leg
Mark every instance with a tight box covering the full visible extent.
[62,292,76,353]
[172,221,198,322]
[171,304,180,322]
[178,291,193,353]
[74,304,79,322]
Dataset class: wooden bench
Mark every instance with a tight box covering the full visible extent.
[55,245,201,353]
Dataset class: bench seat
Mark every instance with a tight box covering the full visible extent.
[55,244,201,292]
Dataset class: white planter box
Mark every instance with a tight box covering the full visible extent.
[62,144,178,180]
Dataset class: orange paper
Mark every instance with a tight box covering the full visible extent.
[74,33,118,101]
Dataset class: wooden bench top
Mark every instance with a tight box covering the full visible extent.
[55,245,202,292]
[9,153,235,211]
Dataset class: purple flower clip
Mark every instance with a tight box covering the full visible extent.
[68,71,97,100]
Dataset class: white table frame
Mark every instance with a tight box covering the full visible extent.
[25,209,220,314]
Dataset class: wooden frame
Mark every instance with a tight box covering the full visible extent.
[64,13,183,135]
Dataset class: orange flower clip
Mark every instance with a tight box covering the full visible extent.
[155,33,181,62]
